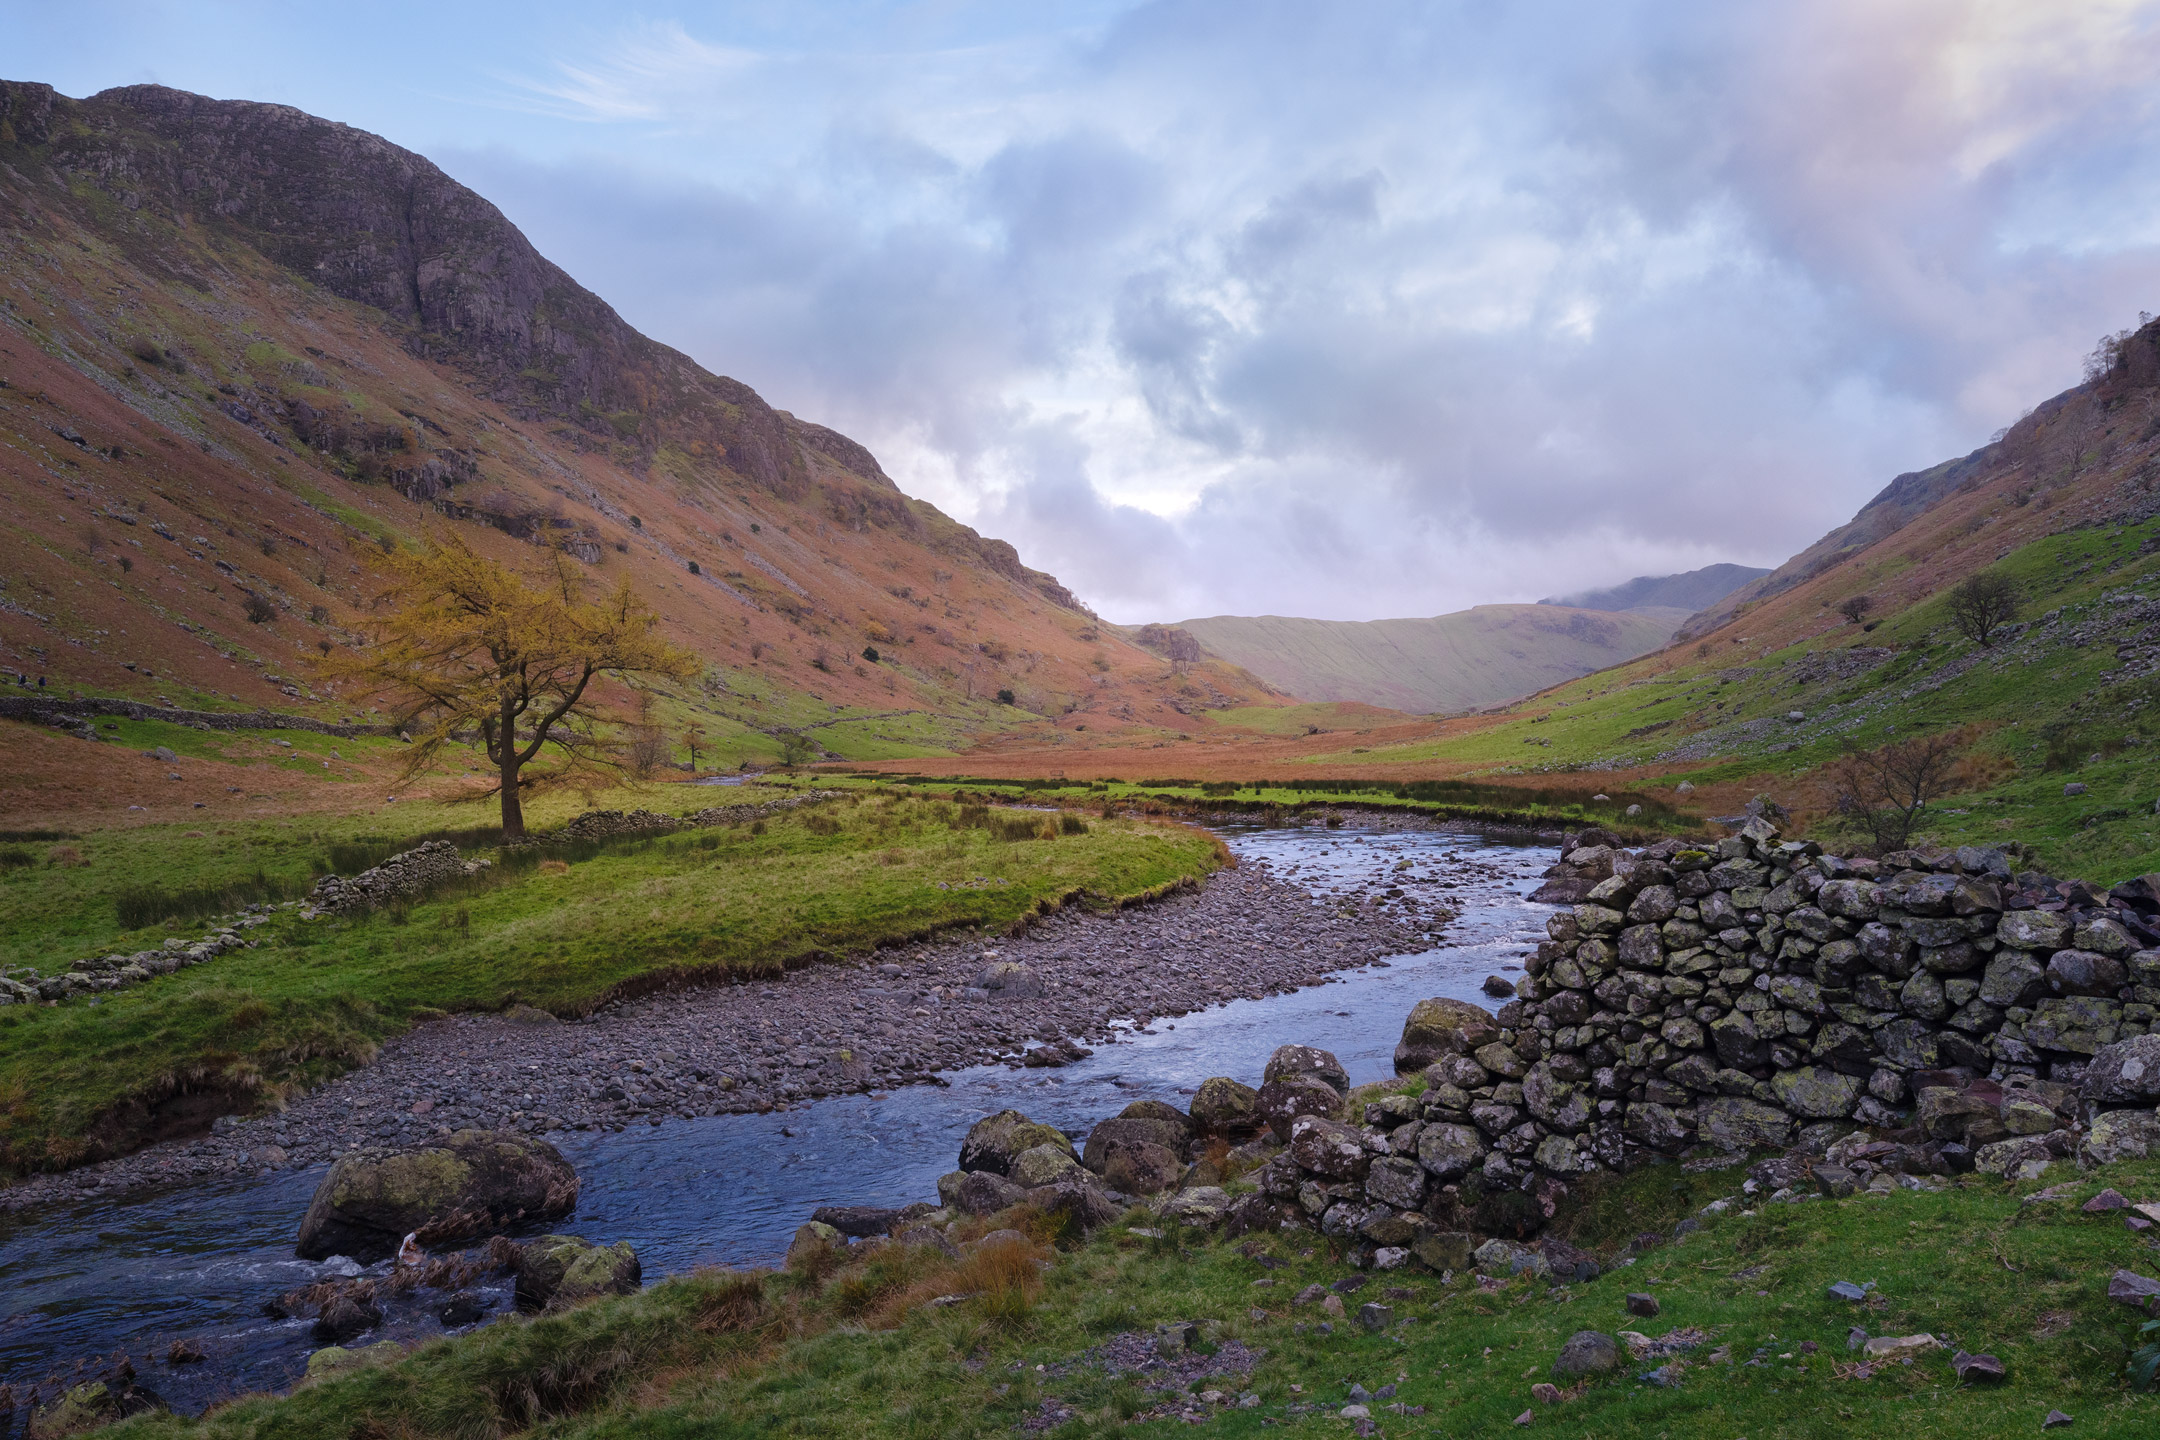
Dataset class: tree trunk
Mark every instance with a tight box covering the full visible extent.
[499,697,525,840]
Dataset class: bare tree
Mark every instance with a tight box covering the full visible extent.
[1837,595,1873,624]
[1947,572,2019,646]
[1828,731,1965,851]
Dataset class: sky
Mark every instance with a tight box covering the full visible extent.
[12,1,2160,623]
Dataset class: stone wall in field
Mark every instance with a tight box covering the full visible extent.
[307,840,484,915]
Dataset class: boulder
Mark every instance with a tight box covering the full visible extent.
[1010,1143,1087,1189]
[1475,1042,1529,1080]
[973,961,1046,998]
[1160,1186,1232,1227]
[1552,1331,1622,1379]
[1415,1122,1487,1181]
[1083,1117,1190,1172]
[1998,910,2073,951]
[311,1292,384,1343]
[294,1130,578,1262]
[1115,1099,1194,1134]
[1697,1096,1797,1151]
[1411,1230,1477,1273]
[810,1205,902,1238]
[1256,1074,1343,1140]
[1771,1067,1864,1120]
[1288,1115,1371,1179]
[1026,1180,1123,1233]
[1979,952,2047,1009]
[1190,1077,1263,1134]
[1265,1043,1350,1092]
[2079,1109,2160,1169]
[1395,998,1499,1073]
[1103,1142,1184,1195]
[2084,1035,2160,1106]
[959,1111,1073,1175]
[937,1169,1027,1216]
[2047,949,2127,997]
[2109,1269,2160,1314]
[27,1377,168,1439]
[512,1234,642,1308]
[304,1341,403,1379]
[1364,1155,1427,1209]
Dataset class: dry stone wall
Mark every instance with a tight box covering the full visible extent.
[306,841,484,916]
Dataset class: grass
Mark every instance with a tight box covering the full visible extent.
[0,788,1224,1174]
[89,1152,2160,1439]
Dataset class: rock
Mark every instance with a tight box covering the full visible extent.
[514,1234,642,1307]
[2047,950,2127,997]
[959,1111,1073,1175]
[1531,1381,1564,1404]
[810,1205,902,1237]
[294,1130,579,1262]
[1416,1122,1487,1181]
[1998,910,2074,952]
[2085,1188,2130,1212]
[1265,1043,1350,1093]
[27,1377,169,1438]
[1026,1180,1123,1233]
[1475,1042,1529,1080]
[1082,1117,1189,1171]
[1813,1164,1860,1197]
[1103,1142,1184,1195]
[2044,1410,2073,1429]
[311,1293,384,1343]
[303,1341,401,1379]
[2065,782,2088,797]
[1770,1066,1863,1121]
[1979,952,2047,1008]
[1355,1301,1393,1332]
[1008,1143,1086,1189]
[973,961,1046,998]
[1828,1281,1870,1301]
[2082,1035,2160,1106]
[1483,975,1518,998]
[1365,1155,1427,1209]
[1476,1239,1551,1279]
[1412,1231,1476,1273]
[1395,998,1499,1073]
[1288,1114,1371,1179]
[2003,1099,2058,1136]
[2108,1268,2160,1313]
[2079,1110,2160,1169]
[1951,1350,2006,1383]
[1161,1186,1232,1227]
[438,1292,488,1327]
[1862,1333,1941,1363]
[1552,1330,1622,1378]
[938,1169,1027,1216]
[1625,1292,1660,1317]
[1190,1076,1263,1134]
[1256,1074,1344,1140]
[1513,1409,1532,1426]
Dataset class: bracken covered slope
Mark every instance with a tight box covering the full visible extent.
[0,78,1277,818]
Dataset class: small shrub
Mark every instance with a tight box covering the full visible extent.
[862,646,880,663]
[242,593,277,625]
[1059,813,1089,835]
[803,813,841,836]
[0,847,34,871]
[996,688,1016,705]
[46,844,84,867]
[1837,594,1874,624]
[749,820,767,836]
[537,858,570,875]
[117,555,133,573]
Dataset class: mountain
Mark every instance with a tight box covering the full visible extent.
[1168,605,1685,714]
[1539,562,1768,615]
[0,79,1273,779]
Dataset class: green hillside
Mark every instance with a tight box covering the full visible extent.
[1174,604,1686,714]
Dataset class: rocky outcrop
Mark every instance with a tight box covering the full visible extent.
[294,1129,579,1261]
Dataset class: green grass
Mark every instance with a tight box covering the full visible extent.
[0,789,1223,1172]
[1280,514,2160,880]
[93,1153,2160,1439]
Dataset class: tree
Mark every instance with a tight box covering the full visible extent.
[323,530,696,839]
[778,731,816,767]
[1837,595,1874,624]
[683,720,706,772]
[1947,571,2019,646]
[1827,731,1965,851]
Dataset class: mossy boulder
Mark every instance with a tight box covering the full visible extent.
[1189,1077,1262,1135]
[1395,998,1499,1074]
[295,1129,579,1261]
[303,1342,403,1380]
[512,1234,642,1309]
[958,1110,1073,1175]
[27,1376,167,1439]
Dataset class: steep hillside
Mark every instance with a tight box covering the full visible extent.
[0,79,1274,817]
[1170,604,1684,713]
[1540,561,1767,613]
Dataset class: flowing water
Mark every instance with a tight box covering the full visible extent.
[0,821,1554,1415]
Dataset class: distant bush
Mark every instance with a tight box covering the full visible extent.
[1059,813,1089,835]
[1838,595,1874,624]
[0,846,34,872]
[1948,571,2019,646]
[242,593,277,625]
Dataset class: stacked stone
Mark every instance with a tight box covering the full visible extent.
[308,840,486,915]
[3,912,277,1004]
[1494,818,2160,1183]
[553,809,682,843]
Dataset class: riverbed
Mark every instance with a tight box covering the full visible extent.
[0,820,1553,1417]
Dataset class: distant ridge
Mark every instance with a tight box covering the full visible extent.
[1539,563,1769,614]
[1169,605,1684,714]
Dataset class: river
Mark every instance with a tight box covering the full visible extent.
[0,819,1554,1418]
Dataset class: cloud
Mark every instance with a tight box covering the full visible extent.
[448,0,2160,622]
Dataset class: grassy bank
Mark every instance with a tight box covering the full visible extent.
[0,789,1225,1174]
[93,1151,2160,1439]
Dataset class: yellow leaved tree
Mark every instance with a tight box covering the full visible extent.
[325,530,698,839]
